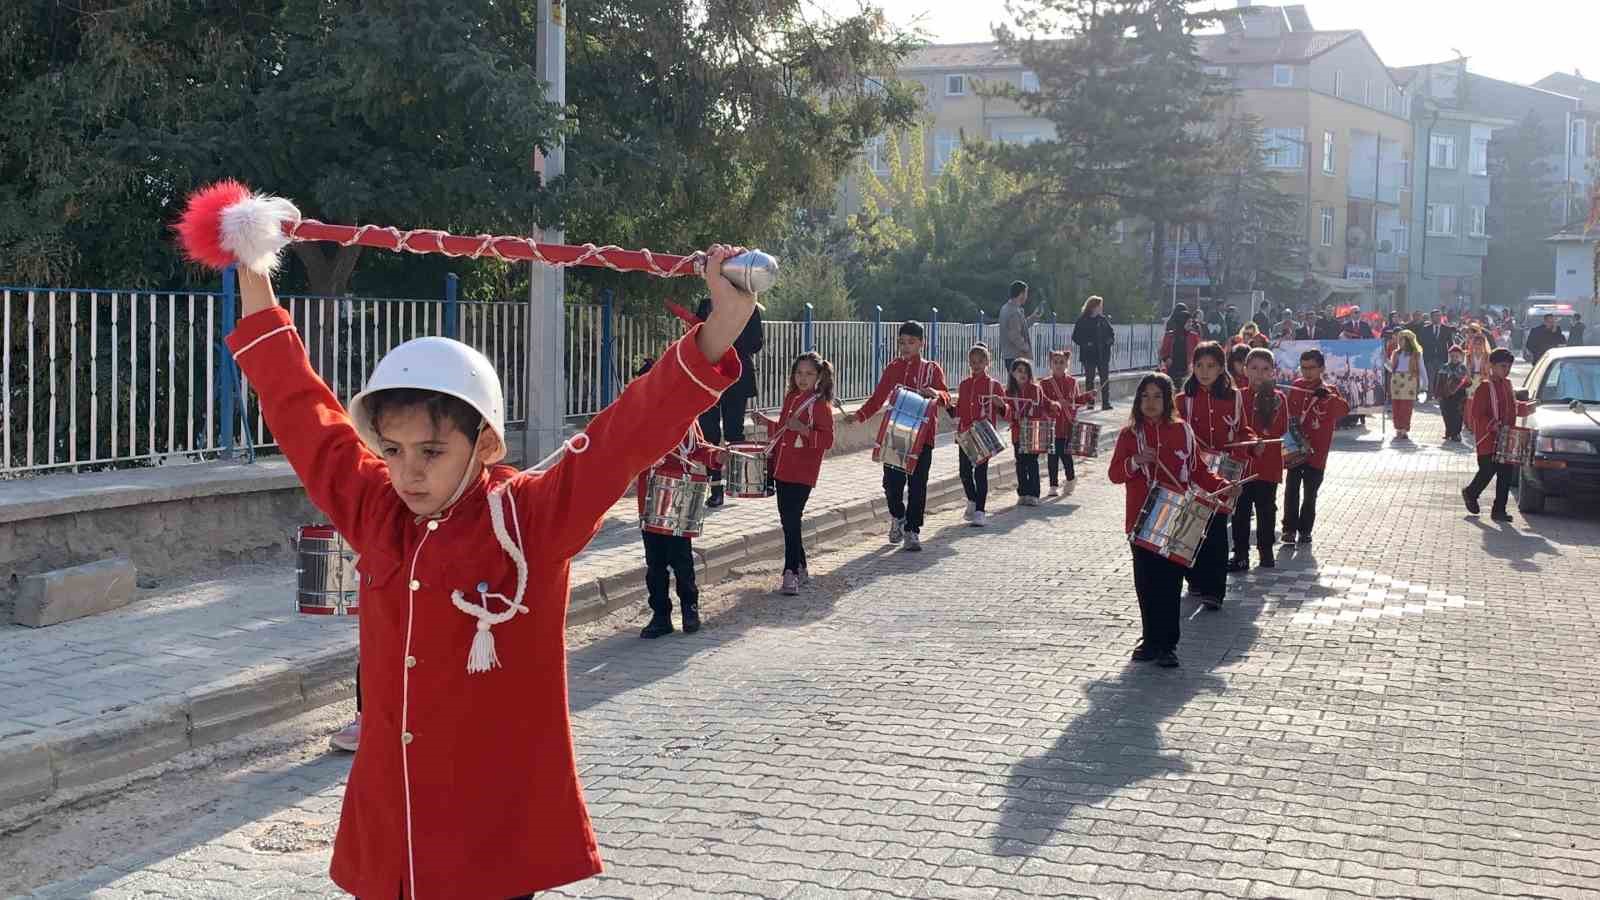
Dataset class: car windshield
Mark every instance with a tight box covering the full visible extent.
[1537,358,1600,404]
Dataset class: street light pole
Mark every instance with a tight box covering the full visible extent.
[525,0,566,465]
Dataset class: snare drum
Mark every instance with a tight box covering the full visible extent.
[723,442,773,498]
[641,472,711,537]
[874,386,935,473]
[1390,372,1419,402]
[294,524,360,616]
[955,419,1006,466]
[1282,420,1310,469]
[1016,418,1055,455]
[1069,420,1102,458]
[1129,486,1220,569]
[1199,449,1246,513]
[1493,425,1534,466]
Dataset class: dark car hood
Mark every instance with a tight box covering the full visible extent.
[1528,406,1600,438]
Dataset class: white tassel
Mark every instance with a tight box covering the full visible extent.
[467,620,501,673]
[220,194,300,276]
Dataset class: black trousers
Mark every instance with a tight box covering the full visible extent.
[1014,450,1041,498]
[699,391,749,484]
[1441,398,1465,440]
[775,479,812,572]
[1283,464,1326,538]
[1048,436,1076,485]
[1082,355,1111,405]
[1132,546,1184,652]
[883,448,933,530]
[959,451,990,511]
[1465,454,1515,513]
[1183,513,1230,600]
[1230,480,1278,559]
[642,531,697,616]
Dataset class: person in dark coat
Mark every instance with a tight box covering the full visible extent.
[1418,309,1457,378]
[1524,314,1567,364]
[1071,294,1117,410]
[695,295,764,507]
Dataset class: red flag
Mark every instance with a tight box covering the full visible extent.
[665,301,702,326]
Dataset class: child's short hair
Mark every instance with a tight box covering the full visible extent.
[899,320,925,339]
[1047,348,1071,363]
[1489,348,1515,366]
[1299,349,1326,366]
[968,342,991,361]
[1245,347,1275,367]
[365,388,484,442]
[1228,343,1251,369]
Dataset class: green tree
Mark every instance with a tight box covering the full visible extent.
[1486,110,1561,303]
[1187,116,1304,299]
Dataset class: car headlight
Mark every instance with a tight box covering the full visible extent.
[1537,436,1595,454]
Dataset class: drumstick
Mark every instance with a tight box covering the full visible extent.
[1199,474,1258,502]
[1222,438,1283,448]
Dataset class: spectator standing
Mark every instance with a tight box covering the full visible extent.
[696,294,765,508]
[1524,313,1567,364]
[998,280,1041,372]
[1072,294,1117,410]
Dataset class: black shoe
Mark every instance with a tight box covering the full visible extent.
[1131,642,1157,662]
[706,485,725,509]
[1296,534,1312,545]
[1258,547,1276,568]
[1490,510,1513,523]
[681,606,701,634]
[640,614,674,639]
[1101,403,1113,411]
[1156,650,1180,668]
[1201,595,1223,610]
[1227,557,1249,573]
[1461,488,1479,514]
[1281,531,1297,545]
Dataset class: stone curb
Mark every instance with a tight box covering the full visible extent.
[0,423,1120,817]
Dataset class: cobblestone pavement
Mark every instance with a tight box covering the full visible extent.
[15,405,1600,899]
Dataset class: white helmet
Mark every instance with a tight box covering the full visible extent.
[349,337,507,464]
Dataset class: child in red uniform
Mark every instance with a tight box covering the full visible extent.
[1231,348,1287,571]
[855,321,950,551]
[1040,348,1091,498]
[227,248,753,900]
[1462,348,1534,522]
[1227,342,1251,390]
[1006,358,1062,506]
[1282,348,1351,545]
[949,343,1008,527]
[1109,374,1226,668]
[753,352,837,594]
[1177,342,1251,609]
[636,417,722,639]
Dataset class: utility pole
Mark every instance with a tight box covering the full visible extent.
[525,0,566,465]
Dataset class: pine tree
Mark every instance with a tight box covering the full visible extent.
[1485,111,1560,303]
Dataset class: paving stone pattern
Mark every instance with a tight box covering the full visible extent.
[18,407,1600,899]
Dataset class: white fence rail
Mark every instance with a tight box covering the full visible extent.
[4,286,1165,476]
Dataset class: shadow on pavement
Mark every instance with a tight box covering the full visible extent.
[1466,517,1561,572]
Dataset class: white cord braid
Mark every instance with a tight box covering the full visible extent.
[450,484,531,674]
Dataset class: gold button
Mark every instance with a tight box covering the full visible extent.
[408,579,420,591]
[405,656,417,668]
[426,520,439,532]
[401,732,414,745]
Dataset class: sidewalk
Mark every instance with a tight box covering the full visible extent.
[0,409,1123,815]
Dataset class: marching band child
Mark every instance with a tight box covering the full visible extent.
[1388,330,1424,442]
[1227,342,1251,390]
[1177,342,1251,609]
[636,416,721,637]
[1282,348,1350,545]
[753,352,837,595]
[1462,347,1534,522]
[855,321,950,552]
[1109,374,1226,668]
[949,343,1009,527]
[1040,348,1091,497]
[227,248,753,899]
[1006,358,1062,507]
[1435,344,1470,444]
[1232,348,1287,571]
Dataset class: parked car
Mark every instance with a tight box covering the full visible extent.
[1515,345,1600,513]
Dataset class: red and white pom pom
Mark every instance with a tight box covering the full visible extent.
[174,180,301,276]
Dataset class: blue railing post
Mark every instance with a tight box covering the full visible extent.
[803,303,814,352]
[873,305,883,376]
[444,273,460,339]
[599,288,615,405]
[930,306,939,362]
[219,265,238,459]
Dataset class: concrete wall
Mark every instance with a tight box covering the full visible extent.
[1555,242,1596,301]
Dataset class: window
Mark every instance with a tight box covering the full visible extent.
[1262,127,1305,168]
[865,135,889,175]
[1110,220,1127,244]
[1203,65,1229,78]
[1322,130,1335,174]
[1333,69,1344,97]
[1020,70,1039,93]
[1274,65,1294,87]
[1426,203,1456,236]
[1320,207,1336,246]
[1363,80,1374,106]
[1470,138,1489,176]
[933,132,960,174]
[1430,135,1456,169]
[1399,156,1413,187]
[996,129,1047,146]
[1469,205,1487,237]
[946,73,967,96]
[1392,226,1409,255]
[1401,92,1413,119]
[1385,84,1395,113]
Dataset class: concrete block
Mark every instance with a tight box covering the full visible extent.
[14,558,137,628]
[568,577,606,612]
[187,670,303,747]
[297,649,358,711]
[0,737,55,809]
[49,702,191,793]
[802,509,848,541]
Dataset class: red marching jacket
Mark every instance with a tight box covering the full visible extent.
[1239,385,1289,484]
[1006,381,1062,446]
[753,388,836,487]
[227,307,738,900]
[1468,377,1534,457]
[855,356,951,454]
[1177,386,1253,469]
[950,374,1009,432]
[1039,373,1091,436]
[1285,378,1351,470]
[635,421,722,519]
[1160,330,1200,372]
[1108,420,1226,534]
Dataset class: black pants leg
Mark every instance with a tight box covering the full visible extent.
[883,465,907,522]
[698,406,724,487]
[1184,513,1230,600]
[1441,400,1464,439]
[775,479,812,572]
[1048,437,1074,485]
[721,391,748,443]
[1093,359,1111,406]
[1132,546,1184,652]
[1229,491,1251,562]
[1466,454,1514,512]
[643,532,696,615]
[1231,481,1276,558]
[959,451,989,511]
[1288,465,1325,537]
[905,448,933,530]
[1014,451,1041,498]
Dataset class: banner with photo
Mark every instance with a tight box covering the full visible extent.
[1271,340,1397,410]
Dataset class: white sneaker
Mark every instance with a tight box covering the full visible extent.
[329,716,361,753]
[1021,496,1040,507]
[780,570,800,596]
[888,517,905,544]
[1063,480,1076,496]
[903,530,922,551]
[972,509,987,527]
[964,500,976,522]
[1047,486,1059,498]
